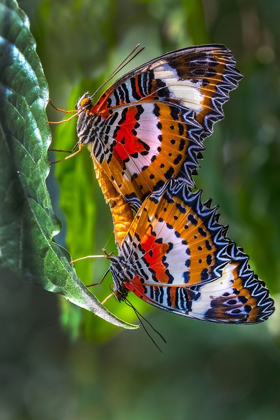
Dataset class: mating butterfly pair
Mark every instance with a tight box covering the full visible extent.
[63,44,274,323]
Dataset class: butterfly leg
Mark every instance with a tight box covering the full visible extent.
[70,255,110,289]
[101,292,115,305]
[70,254,106,264]
[48,148,73,153]
[49,142,83,165]
[48,98,76,114]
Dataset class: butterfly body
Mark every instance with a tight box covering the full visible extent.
[93,156,133,245]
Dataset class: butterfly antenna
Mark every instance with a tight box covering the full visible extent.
[104,43,142,81]
[90,43,145,100]
[130,301,166,344]
[134,306,166,344]
[128,302,163,353]
[125,299,166,353]
[113,46,145,76]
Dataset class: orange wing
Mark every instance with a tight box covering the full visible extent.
[76,44,242,208]
[90,44,242,139]
[109,181,274,324]
[90,102,202,211]
[124,257,274,324]
[117,181,230,287]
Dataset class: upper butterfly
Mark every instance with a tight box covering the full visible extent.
[75,44,242,211]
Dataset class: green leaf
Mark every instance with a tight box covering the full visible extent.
[0,0,137,330]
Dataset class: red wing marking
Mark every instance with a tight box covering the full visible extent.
[77,45,242,204]
[140,229,170,283]
[119,182,230,286]
[88,101,203,212]
[113,107,146,163]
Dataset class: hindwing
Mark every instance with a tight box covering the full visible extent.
[124,254,274,324]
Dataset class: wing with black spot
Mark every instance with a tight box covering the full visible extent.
[118,181,231,286]
[83,44,242,206]
[124,252,274,324]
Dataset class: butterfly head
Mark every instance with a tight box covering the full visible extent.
[76,92,96,145]
[75,92,93,112]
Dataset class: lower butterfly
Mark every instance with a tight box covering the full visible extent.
[74,180,274,324]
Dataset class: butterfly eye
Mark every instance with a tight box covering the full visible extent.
[80,97,92,108]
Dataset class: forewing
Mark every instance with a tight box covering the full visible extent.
[119,181,231,287]
[86,44,242,200]
[89,101,203,210]
[92,44,242,140]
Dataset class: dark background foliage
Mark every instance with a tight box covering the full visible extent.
[1,0,280,418]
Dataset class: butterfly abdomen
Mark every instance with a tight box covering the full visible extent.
[93,158,134,246]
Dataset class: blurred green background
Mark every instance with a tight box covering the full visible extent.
[1,0,280,419]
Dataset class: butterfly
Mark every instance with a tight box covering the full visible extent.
[50,45,274,324]
[73,44,242,243]
[98,180,274,324]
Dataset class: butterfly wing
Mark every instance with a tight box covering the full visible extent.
[111,180,274,323]
[92,44,242,139]
[90,101,203,210]
[116,180,231,287]
[124,248,274,324]
[80,44,242,207]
